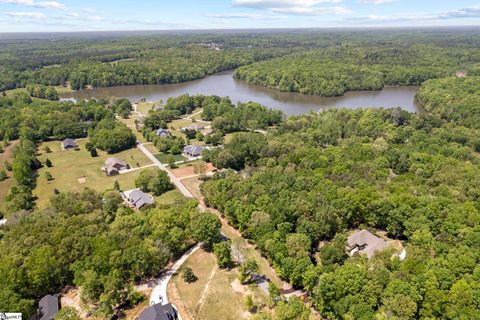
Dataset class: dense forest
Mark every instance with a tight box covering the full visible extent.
[0,190,221,317]
[201,76,480,319]
[234,44,480,96]
[0,32,300,91]
[2,29,480,93]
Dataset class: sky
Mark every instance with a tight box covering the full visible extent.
[0,0,479,32]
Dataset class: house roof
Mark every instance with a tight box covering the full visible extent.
[347,230,388,259]
[183,145,205,157]
[156,128,171,137]
[184,123,205,131]
[62,138,76,148]
[38,295,59,320]
[139,303,178,320]
[105,157,127,168]
[121,188,154,209]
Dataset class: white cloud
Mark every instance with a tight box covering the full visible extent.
[85,15,104,21]
[232,0,349,15]
[81,8,96,13]
[5,11,45,18]
[0,0,64,9]
[207,12,287,20]
[349,6,480,24]
[233,0,342,8]
[358,0,398,4]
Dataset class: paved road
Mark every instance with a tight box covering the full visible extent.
[150,244,201,306]
[136,142,194,198]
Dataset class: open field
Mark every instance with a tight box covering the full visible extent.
[168,248,268,320]
[0,140,19,214]
[34,139,153,208]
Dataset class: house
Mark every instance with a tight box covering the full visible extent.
[121,188,153,209]
[182,123,205,132]
[202,128,214,136]
[139,303,178,320]
[346,230,388,259]
[62,138,76,150]
[103,157,129,176]
[156,128,171,138]
[183,145,205,158]
[38,295,59,320]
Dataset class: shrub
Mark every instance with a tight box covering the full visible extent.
[0,170,7,181]
[182,267,197,283]
[46,158,53,167]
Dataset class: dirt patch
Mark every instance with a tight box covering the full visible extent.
[61,287,88,319]
[231,279,248,295]
[170,163,216,179]
[195,265,217,314]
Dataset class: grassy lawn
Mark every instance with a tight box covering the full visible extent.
[0,140,19,215]
[154,189,186,206]
[136,102,157,114]
[169,249,266,320]
[143,143,158,154]
[155,153,187,164]
[169,119,194,131]
[33,139,153,208]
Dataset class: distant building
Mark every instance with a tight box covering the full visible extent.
[121,188,154,210]
[182,123,205,132]
[139,303,178,320]
[62,138,77,150]
[183,145,205,158]
[202,128,214,136]
[156,128,171,138]
[346,230,388,259]
[38,295,59,320]
[103,157,129,176]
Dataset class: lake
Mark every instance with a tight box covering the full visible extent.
[60,71,422,115]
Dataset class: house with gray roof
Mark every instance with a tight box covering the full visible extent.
[103,157,129,176]
[62,138,77,150]
[121,188,154,210]
[139,303,178,320]
[346,230,388,259]
[183,145,205,158]
[156,128,171,138]
[182,123,205,132]
[38,295,59,320]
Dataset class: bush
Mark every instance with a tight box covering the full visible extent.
[4,160,12,171]
[182,267,197,283]
[0,170,7,181]
[213,241,233,268]
[45,171,53,181]
[90,148,98,157]
[43,146,51,153]
[46,158,53,167]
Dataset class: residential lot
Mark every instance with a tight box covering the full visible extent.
[34,139,153,208]
[168,248,268,320]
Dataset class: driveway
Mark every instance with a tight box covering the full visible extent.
[149,244,201,306]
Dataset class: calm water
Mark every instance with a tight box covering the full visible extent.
[60,71,422,115]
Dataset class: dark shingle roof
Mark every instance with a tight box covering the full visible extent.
[139,303,178,320]
[62,138,76,148]
[183,145,205,157]
[38,295,59,320]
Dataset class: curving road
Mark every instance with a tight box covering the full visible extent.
[136,142,194,198]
